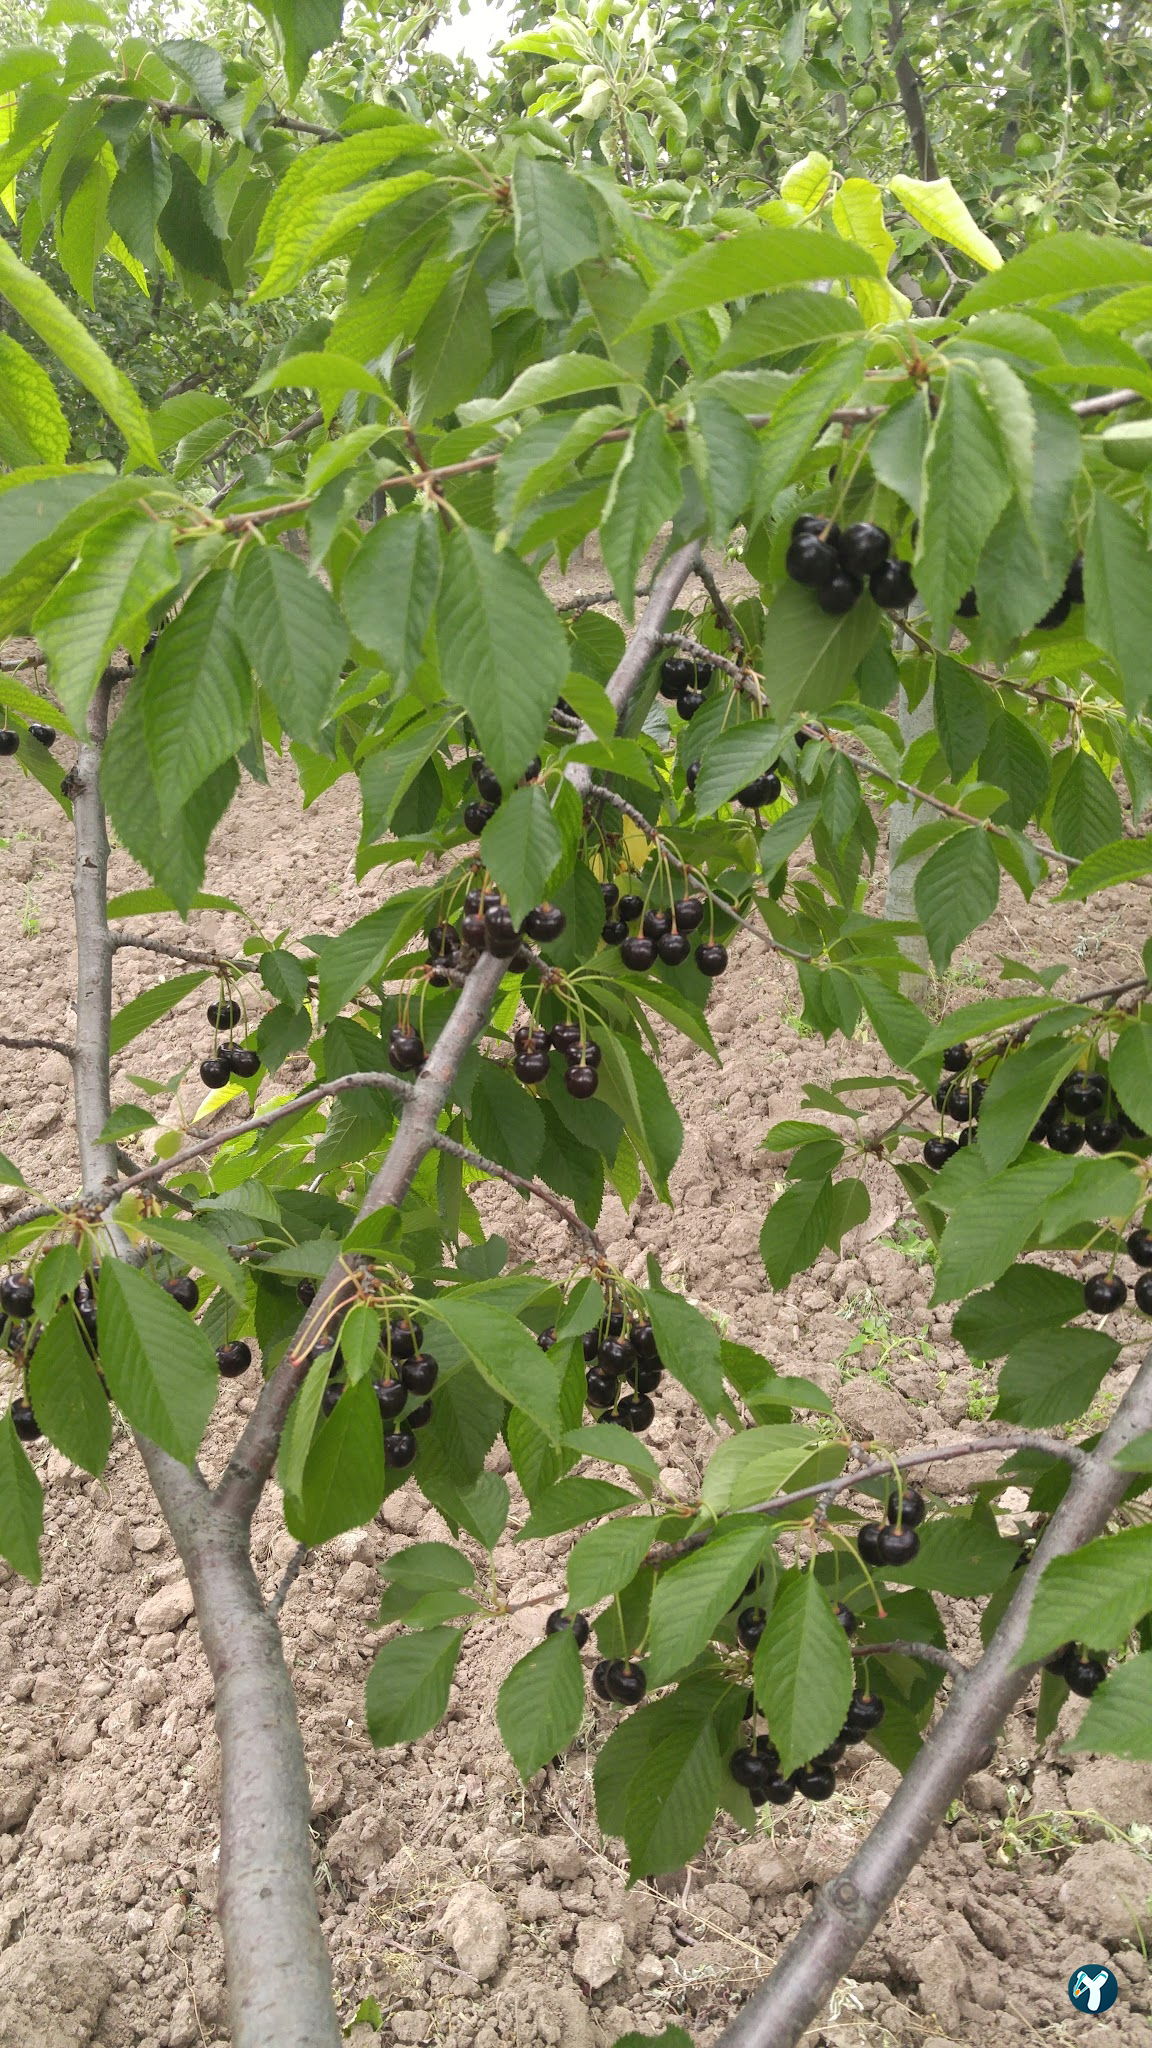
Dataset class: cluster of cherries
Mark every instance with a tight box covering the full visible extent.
[544,1611,649,1704]
[657,652,713,721]
[198,998,261,1089]
[600,880,728,978]
[0,719,56,757]
[536,1304,664,1431]
[922,1044,1147,1169]
[957,554,1084,634]
[857,1483,925,1568]
[305,1286,436,1469]
[729,1686,886,1806]
[786,516,916,616]
[461,755,541,837]
[1,1260,255,1446]
[1082,1228,1152,1318]
[513,1018,600,1100]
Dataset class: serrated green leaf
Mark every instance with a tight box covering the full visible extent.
[561,1423,660,1480]
[0,1414,42,1583]
[933,658,992,780]
[640,1281,727,1422]
[26,1305,111,1475]
[567,1515,657,1610]
[692,722,784,817]
[1085,493,1152,718]
[519,1475,635,1541]
[622,1709,723,1879]
[917,366,1011,635]
[0,238,156,467]
[97,1260,217,1462]
[365,1625,463,1746]
[141,572,252,810]
[343,509,441,683]
[1103,1020,1152,1136]
[600,411,683,621]
[511,153,602,319]
[236,545,348,748]
[754,338,869,516]
[427,1297,564,1443]
[760,1174,832,1289]
[33,511,179,725]
[759,577,880,725]
[0,1153,27,1187]
[480,785,564,927]
[1059,838,1152,902]
[109,970,209,1055]
[377,1541,476,1593]
[646,1524,769,1686]
[0,334,69,466]
[914,827,1000,972]
[701,1424,825,1513]
[932,1153,1076,1302]
[1019,1527,1152,1666]
[286,1373,387,1545]
[1063,1652,1152,1759]
[889,175,1001,271]
[436,529,567,789]
[598,1034,683,1200]
[1049,750,1122,860]
[964,231,1152,317]
[627,226,880,332]
[753,1572,853,1777]
[975,1037,1082,1176]
[996,1326,1120,1428]
[497,1627,585,1779]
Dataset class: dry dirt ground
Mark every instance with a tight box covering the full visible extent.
[1,567,1151,2048]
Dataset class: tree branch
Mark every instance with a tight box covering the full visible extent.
[71,679,122,1204]
[101,91,337,140]
[645,1432,1085,1566]
[431,1128,608,1261]
[715,1346,1152,2048]
[267,1542,310,1618]
[887,0,939,178]
[0,1032,74,1059]
[109,931,248,971]
[854,1639,970,1683]
[693,554,747,648]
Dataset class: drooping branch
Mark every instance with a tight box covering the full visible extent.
[715,1346,1152,2048]
[0,1032,74,1058]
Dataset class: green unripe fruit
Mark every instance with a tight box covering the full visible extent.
[1083,79,1114,111]
[1015,130,1046,159]
[850,83,878,111]
[679,145,705,174]
[1102,421,1152,472]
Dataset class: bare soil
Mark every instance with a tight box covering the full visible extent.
[1,572,1151,2048]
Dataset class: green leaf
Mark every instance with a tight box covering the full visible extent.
[109,970,209,1055]
[963,231,1152,317]
[519,1476,635,1542]
[365,1625,463,1746]
[1063,1653,1152,1760]
[714,288,864,369]
[851,972,929,1070]
[701,1424,826,1513]
[932,1152,1076,1302]
[561,1423,660,1481]
[437,529,568,789]
[1019,1527,1152,1666]
[622,1708,723,1880]
[975,1037,1082,1176]
[1059,837,1152,902]
[758,578,880,724]
[287,1374,387,1544]
[0,1153,26,1188]
[889,175,1002,271]
[600,411,683,621]
[933,658,992,780]
[480,785,564,927]
[0,238,156,468]
[599,1036,683,1200]
[914,828,1000,972]
[628,226,880,332]
[427,1297,564,1443]
[236,546,348,749]
[511,154,602,319]
[646,1524,769,1686]
[687,391,758,544]
[33,511,179,726]
[1049,750,1122,860]
[141,572,252,810]
[916,366,1011,635]
[131,1217,248,1308]
[0,1414,42,1583]
[0,335,69,466]
[107,132,171,269]
[996,1326,1120,1428]
[753,1573,853,1776]
[497,1627,585,1780]
[27,1305,111,1475]
[1109,1021,1152,1135]
[754,339,869,516]
[760,1175,833,1289]
[343,509,441,683]
[640,1281,727,1422]
[408,260,492,426]
[1085,493,1152,718]
[315,888,428,1022]
[567,1516,657,1610]
[255,0,344,91]
[377,1541,476,1594]
[97,1260,217,1462]
[692,723,784,817]
[873,1507,1020,1596]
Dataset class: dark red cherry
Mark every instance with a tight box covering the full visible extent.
[460,913,487,950]
[374,1377,407,1418]
[786,534,838,587]
[513,1023,548,1054]
[1037,591,1072,630]
[321,1380,342,1416]
[384,1429,417,1468]
[956,587,979,619]
[545,1609,590,1647]
[736,772,781,807]
[791,1762,837,1801]
[945,1087,971,1123]
[463,800,496,834]
[759,1772,796,1806]
[601,919,628,945]
[730,1747,773,1794]
[598,1335,633,1373]
[427,922,460,961]
[869,559,916,609]
[1060,1071,1107,1118]
[514,1050,550,1084]
[833,1602,857,1635]
[792,512,838,542]
[524,904,566,943]
[887,1485,926,1528]
[673,896,705,932]
[659,656,696,700]
[616,1393,655,1432]
[923,1136,958,1169]
[857,1522,884,1564]
[843,1690,886,1736]
[817,570,863,615]
[536,1326,556,1351]
[1128,1229,1152,1267]
[1046,1120,1084,1155]
[643,908,671,941]
[591,1659,614,1701]
[0,1275,34,1318]
[677,687,706,719]
[207,999,242,1029]
[550,1021,582,1053]
[736,1607,766,1652]
[1135,1274,1152,1316]
[586,1368,619,1408]
[618,893,644,922]
[297,1280,317,1306]
[567,1040,601,1068]
[621,936,657,971]
[600,880,620,910]
[227,1045,261,1079]
[27,721,56,748]
[0,731,18,756]
[407,1400,433,1429]
[565,1065,598,1099]
[1084,1272,1126,1314]
[11,1398,41,1441]
[401,1352,438,1396]
[632,1321,660,1362]
[838,522,890,575]
[1085,1116,1124,1153]
[604,1659,647,1704]
[1065,1655,1107,1697]
[657,931,691,965]
[633,1363,663,1393]
[472,761,502,804]
[1064,556,1084,606]
[199,1056,231,1089]
[875,1524,920,1565]
[941,1043,970,1072]
[685,760,700,791]
[216,1341,252,1378]
[164,1276,199,1312]
[389,1029,424,1073]
[695,942,728,977]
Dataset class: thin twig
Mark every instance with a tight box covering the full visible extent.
[0,1033,74,1059]
[100,91,337,139]
[432,1129,607,1260]
[268,1544,310,1619]
[853,1639,970,1682]
[693,554,747,648]
[109,932,247,971]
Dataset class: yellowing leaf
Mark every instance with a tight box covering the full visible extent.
[0,94,16,221]
[780,152,832,214]
[889,174,1002,273]
[832,178,910,325]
